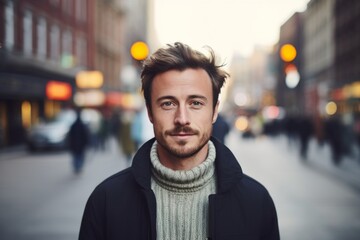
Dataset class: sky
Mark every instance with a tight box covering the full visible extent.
[154,0,310,60]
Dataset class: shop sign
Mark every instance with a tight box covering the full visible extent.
[74,90,105,107]
[46,81,72,101]
[76,71,103,88]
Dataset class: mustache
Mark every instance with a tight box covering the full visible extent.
[165,126,199,135]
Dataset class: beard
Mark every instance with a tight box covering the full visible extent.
[156,125,211,159]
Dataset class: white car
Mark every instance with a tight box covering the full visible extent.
[26,110,76,151]
[26,109,101,151]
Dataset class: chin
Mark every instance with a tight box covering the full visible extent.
[170,141,208,159]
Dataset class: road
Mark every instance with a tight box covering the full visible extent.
[0,131,360,240]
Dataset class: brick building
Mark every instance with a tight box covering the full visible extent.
[0,0,95,146]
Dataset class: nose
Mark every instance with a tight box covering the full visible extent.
[174,105,190,126]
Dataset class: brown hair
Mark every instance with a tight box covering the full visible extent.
[141,42,229,110]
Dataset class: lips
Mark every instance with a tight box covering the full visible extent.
[168,130,197,137]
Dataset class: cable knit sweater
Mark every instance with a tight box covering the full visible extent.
[150,141,217,240]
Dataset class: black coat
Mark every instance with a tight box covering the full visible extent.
[79,137,280,240]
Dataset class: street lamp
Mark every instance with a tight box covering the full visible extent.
[130,41,149,61]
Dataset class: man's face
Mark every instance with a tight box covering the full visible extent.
[148,68,218,160]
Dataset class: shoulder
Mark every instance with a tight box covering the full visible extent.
[89,167,138,200]
[240,174,268,190]
[233,174,276,210]
[238,174,272,196]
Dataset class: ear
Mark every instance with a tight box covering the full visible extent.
[212,101,220,124]
[146,104,154,123]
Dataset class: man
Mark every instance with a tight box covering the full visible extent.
[68,108,89,174]
[212,113,230,144]
[79,42,280,239]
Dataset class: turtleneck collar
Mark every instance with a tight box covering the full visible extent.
[150,141,216,192]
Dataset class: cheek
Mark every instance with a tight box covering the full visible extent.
[151,114,170,130]
[194,114,214,129]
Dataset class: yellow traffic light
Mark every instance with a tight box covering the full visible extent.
[280,44,297,62]
[130,41,149,60]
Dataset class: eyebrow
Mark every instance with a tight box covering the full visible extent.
[188,95,208,102]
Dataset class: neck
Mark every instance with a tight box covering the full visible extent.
[156,142,209,171]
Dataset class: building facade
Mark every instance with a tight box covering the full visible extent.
[329,0,360,123]
[303,0,335,116]
[0,0,95,147]
[94,0,125,93]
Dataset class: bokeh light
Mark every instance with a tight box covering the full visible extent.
[130,41,149,60]
[280,44,297,62]
[235,116,249,132]
[325,101,337,115]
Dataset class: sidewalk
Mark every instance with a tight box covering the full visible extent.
[236,132,360,192]
[0,137,129,240]
[0,144,28,161]
[305,137,360,192]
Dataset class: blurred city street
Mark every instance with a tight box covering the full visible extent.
[0,130,360,240]
[1,0,360,239]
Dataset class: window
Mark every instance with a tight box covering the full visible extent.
[50,25,60,62]
[23,10,33,56]
[76,36,87,67]
[63,0,72,16]
[61,30,73,67]
[37,17,47,60]
[21,101,32,129]
[76,0,87,22]
[62,30,72,55]
[50,0,60,7]
[5,0,15,50]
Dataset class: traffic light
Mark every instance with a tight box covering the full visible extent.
[280,44,300,88]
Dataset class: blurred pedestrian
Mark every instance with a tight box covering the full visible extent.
[284,115,298,147]
[118,111,136,161]
[97,112,110,151]
[354,115,360,161]
[79,42,279,240]
[212,113,230,143]
[324,116,344,165]
[110,109,121,138]
[298,116,313,160]
[131,106,154,150]
[68,108,89,174]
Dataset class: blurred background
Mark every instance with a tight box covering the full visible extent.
[0,0,360,239]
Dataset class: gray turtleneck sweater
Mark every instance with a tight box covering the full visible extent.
[150,141,217,240]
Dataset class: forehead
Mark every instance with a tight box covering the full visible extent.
[151,68,213,99]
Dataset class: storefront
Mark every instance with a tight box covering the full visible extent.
[330,82,360,116]
[0,72,74,147]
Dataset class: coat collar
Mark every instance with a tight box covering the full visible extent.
[131,137,243,193]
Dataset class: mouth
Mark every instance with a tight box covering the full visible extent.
[170,132,194,137]
[168,131,196,141]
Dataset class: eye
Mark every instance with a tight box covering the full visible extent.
[160,101,176,110]
[190,101,204,109]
